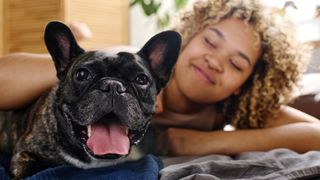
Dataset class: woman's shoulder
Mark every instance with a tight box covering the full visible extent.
[265,105,320,128]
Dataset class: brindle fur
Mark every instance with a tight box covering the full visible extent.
[0,87,65,178]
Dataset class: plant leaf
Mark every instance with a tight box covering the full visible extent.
[175,0,188,9]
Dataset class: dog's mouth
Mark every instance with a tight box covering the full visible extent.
[85,122,129,158]
[69,112,148,159]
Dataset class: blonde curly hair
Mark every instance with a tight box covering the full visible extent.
[173,0,308,129]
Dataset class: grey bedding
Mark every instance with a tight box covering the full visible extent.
[160,148,320,180]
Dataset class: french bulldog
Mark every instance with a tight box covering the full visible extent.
[0,21,181,179]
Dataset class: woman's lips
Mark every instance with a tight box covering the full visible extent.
[192,65,216,84]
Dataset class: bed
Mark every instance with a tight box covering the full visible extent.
[160,148,320,179]
[0,73,319,180]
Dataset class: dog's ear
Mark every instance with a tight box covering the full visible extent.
[138,31,181,91]
[44,21,85,80]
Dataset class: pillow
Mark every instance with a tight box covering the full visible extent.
[289,73,320,119]
[290,93,320,119]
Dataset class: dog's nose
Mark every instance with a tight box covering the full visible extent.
[100,80,127,94]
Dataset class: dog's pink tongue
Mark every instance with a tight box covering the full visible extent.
[86,124,129,155]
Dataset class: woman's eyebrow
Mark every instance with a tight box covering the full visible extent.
[209,27,225,41]
[209,27,252,67]
[238,52,252,67]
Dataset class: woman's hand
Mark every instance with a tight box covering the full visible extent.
[160,128,214,156]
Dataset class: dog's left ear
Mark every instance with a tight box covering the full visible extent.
[138,31,181,91]
[44,21,85,80]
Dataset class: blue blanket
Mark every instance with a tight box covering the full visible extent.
[0,154,162,180]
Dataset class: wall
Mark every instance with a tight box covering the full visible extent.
[129,0,195,47]
[0,0,3,56]
[129,5,158,48]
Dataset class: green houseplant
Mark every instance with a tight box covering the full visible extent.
[130,0,189,29]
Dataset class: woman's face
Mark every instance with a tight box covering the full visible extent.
[173,17,261,103]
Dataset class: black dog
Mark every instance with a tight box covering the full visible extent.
[0,21,181,179]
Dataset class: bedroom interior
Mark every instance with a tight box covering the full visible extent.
[0,0,320,179]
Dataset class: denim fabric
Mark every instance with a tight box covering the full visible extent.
[0,154,162,180]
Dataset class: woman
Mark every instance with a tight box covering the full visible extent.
[1,0,320,158]
[153,0,320,156]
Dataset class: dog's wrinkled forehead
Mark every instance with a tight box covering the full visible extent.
[95,51,142,63]
[74,51,150,77]
[92,51,118,60]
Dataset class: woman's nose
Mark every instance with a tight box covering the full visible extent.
[205,55,224,73]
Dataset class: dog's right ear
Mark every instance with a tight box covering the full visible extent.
[44,21,85,80]
[138,31,181,91]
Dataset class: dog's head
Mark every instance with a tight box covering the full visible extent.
[44,21,181,168]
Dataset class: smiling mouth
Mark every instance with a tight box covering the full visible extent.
[192,65,215,84]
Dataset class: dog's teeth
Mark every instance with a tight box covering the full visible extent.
[125,127,129,135]
[121,126,129,135]
[87,125,92,138]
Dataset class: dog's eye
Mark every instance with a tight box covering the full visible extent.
[75,68,91,81]
[135,74,149,85]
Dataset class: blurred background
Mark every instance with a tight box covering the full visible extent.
[0,0,319,73]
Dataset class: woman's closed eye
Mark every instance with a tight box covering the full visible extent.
[204,37,217,49]
[230,59,243,71]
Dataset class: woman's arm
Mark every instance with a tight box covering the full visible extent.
[0,53,57,110]
[0,46,138,111]
[162,106,320,156]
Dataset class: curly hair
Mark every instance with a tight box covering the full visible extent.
[173,0,308,129]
